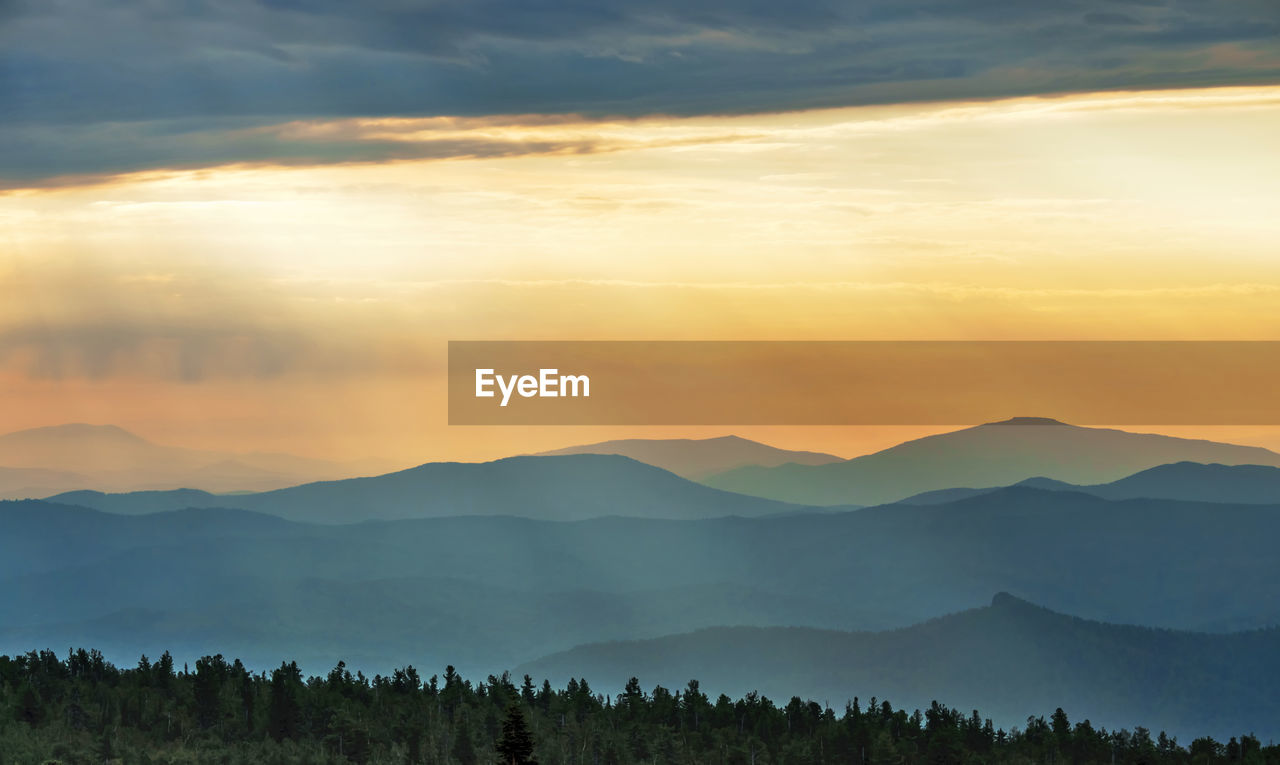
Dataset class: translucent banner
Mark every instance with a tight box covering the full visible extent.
[448,341,1280,425]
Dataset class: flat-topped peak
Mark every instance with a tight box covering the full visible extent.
[0,422,153,444]
[984,417,1068,426]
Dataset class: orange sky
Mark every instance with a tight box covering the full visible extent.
[3,86,1280,463]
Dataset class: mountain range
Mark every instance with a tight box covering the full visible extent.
[0,423,400,497]
[7,418,1280,744]
[7,483,1280,677]
[900,461,1280,506]
[519,593,1280,743]
[702,417,1280,506]
[2,424,846,500]
[48,454,820,523]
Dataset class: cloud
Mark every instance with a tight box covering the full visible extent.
[1084,12,1143,26]
[0,114,768,189]
[4,84,1276,191]
[1,0,1278,183]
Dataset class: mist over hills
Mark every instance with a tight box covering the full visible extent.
[7,485,1280,682]
[901,462,1280,506]
[0,423,398,497]
[534,435,843,479]
[9,420,1280,745]
[0,465,94,501]
[519,593,1280,742]
[702,418,1280,506]
[4,424,852,500]
[48,454,815,523]
[0,578,877,680]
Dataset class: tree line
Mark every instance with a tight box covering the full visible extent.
[1,648,1275,765]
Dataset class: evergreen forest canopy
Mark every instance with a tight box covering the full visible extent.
[1,648,1275,765]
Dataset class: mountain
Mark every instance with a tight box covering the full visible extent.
[47,454,818,523]
[0,423,399,497]
[900,462,1280,506]
[702,417,1280,506]
[43,488,225,517]
[519,593,1280,742]
[0,578,888,680]
[8,485,1280,676]
[534,435,843,479]
[0,499,894,676]
[1052,462,1280,505]
[0,500,298,580]
[0,424,161,474]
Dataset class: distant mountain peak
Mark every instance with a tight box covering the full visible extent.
[983,417,1068,426]
[533,435,843,480]
[1,423,152,443]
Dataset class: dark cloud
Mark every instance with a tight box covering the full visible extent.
[0,120,612,188]
[1,0,1277,184]
[1084,11,1143,25]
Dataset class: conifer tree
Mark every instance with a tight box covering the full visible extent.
[496,703,538,765]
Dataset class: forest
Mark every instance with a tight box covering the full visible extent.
[1,648,1275,765]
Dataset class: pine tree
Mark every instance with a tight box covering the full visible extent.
[495,704,538,765]
[267,661,303,741]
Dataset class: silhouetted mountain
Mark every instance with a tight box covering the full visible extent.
[535,435,843,479]
[0,423,400,496]
[1060,462,1280,504]
[47,454,817,523]
[703,418,1280,505]
[519,593,1280,742]
[899,462,1280,506]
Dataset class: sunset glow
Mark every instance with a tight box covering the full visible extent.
[5,86,1280,460]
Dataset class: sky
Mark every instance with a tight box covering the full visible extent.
[2,1,1280,462]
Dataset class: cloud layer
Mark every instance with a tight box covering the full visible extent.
[2,0,1278,184]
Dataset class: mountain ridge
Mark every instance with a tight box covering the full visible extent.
[534,435,843,479]
[703,419,1280,506]
[0,423,401,497]
[899,461,1280,506]
[47,454,821,523]
[517,592,1280,742]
